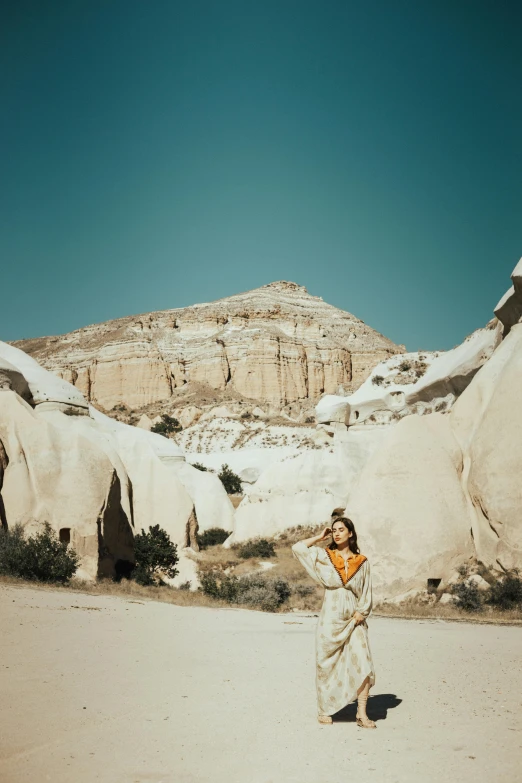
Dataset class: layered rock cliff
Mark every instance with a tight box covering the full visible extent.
[13,282,403,412]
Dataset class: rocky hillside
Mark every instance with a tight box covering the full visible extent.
[13,281,403,414]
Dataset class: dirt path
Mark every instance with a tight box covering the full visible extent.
[1,584,520,783]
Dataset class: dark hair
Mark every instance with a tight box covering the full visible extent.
[328,517,360,555]
[330,507,346,520]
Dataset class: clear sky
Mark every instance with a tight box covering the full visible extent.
[1,0,521,350]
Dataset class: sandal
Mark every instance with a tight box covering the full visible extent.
[318,714,333,724]
[356,697,376,729]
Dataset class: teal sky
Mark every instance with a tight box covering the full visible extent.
[1,1,521,350]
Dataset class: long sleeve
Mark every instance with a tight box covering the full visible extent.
[355,559,373,618]
[291,541,328,588]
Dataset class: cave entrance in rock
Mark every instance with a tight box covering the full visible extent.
[59,528,71,544]
[427,578,442,593]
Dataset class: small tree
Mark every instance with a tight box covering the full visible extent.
[151,414,182,437]
[0,523,79,583]
[197,527,230,549]
[133,524,179,586]
[218,464,242,494]
[486,570,522,610]
[236,538,276,559]
[191,462,208,472]
[450,580,483,612]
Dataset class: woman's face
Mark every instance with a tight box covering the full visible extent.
[332,521,351,547]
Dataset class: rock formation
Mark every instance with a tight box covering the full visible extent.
[0,391,134,580]
[225,259,522,599]
[316,321,502,428]
[0,341,234,585]
[13,281,403,413]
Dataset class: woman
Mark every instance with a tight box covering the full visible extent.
[292,517,376,728]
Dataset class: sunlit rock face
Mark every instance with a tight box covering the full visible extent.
[0,341,234,588]
[13,282,403,411]
[316,321,502,427]
[451,324,522,573]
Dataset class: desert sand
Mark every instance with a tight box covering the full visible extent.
[1,584,520,783]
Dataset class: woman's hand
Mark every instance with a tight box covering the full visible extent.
[317,526,332,542]
[301,526,332,548]
[352,610,365,626]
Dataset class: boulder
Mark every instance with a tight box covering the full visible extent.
[0,391,134,579]
[239,466,262,484]
[467,574,490,591]
[438,593,454,605]
[177,406,202,429]
[136,414,153,431]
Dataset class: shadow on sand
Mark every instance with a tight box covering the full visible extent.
[333,693,402,723]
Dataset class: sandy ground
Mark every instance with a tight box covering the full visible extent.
[1,585,521,783]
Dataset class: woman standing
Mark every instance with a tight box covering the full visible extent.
[292,517,376,728]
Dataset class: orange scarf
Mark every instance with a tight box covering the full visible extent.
[325,547,366,585]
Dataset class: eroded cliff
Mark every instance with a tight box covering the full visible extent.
[14,282,403,411]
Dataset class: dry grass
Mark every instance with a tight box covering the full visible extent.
[0,573,232,611]
[4,542,522,624]
[374,601,522,626]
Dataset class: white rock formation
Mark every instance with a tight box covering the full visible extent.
[0,356,32,401]
[226,428,385,546]
[0,341,234,586]
[0,341,88,411]
[345,415,474,600]
[0,391,134,579]
[494,257,522,334]
[316,322,502,427]
[136,413,153,430]
[88,408,234,537]
[451,323,522,572]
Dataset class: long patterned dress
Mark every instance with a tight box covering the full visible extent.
[292,540,376,716]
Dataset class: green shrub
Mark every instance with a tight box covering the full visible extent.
[197,527,230,549]
[294,583,315,597]
[200,572,239,602]
[133,524,179,586]
[151,414,182,437]
[450,580,483,612]
[235,538,276,559]
[177,580,192,591]
[218,464,242,494]
[485,570,522,610]
[200,571,291,611]
[0,523,80,583]
[398,361,411,372]
[191,462,208,472]
[372,375,384,386]
[235,574,291,612]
